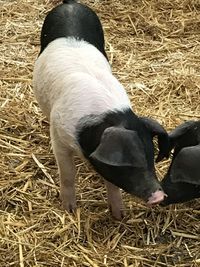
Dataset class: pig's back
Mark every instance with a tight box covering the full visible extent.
[40,1,107,58]
[33,37,130,121]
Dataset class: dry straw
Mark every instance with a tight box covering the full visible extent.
[0,0,200,266]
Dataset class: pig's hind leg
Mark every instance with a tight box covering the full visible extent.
[50,126,76,212]
[104,180,125,220]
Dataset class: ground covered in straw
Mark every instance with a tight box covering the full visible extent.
[1,0,200,266]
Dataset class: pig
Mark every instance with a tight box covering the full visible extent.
[33,0,170,219]
[161,120,200,205]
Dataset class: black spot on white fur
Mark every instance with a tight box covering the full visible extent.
[77,108,169,200]
[40,0,108,59]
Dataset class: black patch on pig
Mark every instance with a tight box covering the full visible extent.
[39,0,108,59]
[78,109,156,167]
[76,108,169,200]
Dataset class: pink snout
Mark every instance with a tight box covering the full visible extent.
[147,190,167,206]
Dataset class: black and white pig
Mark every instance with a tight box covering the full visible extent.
[161,121,200,205]
[33,0,170,219]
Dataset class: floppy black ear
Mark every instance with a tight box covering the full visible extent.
[89,127,147,168]
[170,144,200,185]
[140,117,170,162]
[169,121,196,148]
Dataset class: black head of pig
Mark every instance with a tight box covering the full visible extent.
[161,120,200,205]
[79,111,170,205]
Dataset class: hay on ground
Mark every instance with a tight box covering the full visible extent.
[0,0,200,266]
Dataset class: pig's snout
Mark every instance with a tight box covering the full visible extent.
[147,190,167,206]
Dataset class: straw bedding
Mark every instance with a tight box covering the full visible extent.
[0,0,200,266]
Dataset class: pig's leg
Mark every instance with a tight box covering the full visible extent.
[50,126,76,212]
[104,180,124,220]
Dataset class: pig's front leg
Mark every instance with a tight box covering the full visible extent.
[50,126,76,212]
[104,180,125,220]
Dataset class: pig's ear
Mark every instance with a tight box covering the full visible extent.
[140,117,170,162]
[169,121,196,148]
[89,127,147,168]
[170,144,200,185]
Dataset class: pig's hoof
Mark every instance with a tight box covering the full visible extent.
[60,193,76,213]
[110,206,125,221]
[62,201,77,213]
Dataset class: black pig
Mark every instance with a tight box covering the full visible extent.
[161,121,200,205]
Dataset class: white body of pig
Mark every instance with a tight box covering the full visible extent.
[33,37,131,219]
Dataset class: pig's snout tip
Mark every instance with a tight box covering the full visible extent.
[147,190,167,206]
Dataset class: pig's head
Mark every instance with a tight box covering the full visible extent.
[89,117,170,205]
[161,120,200,205]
